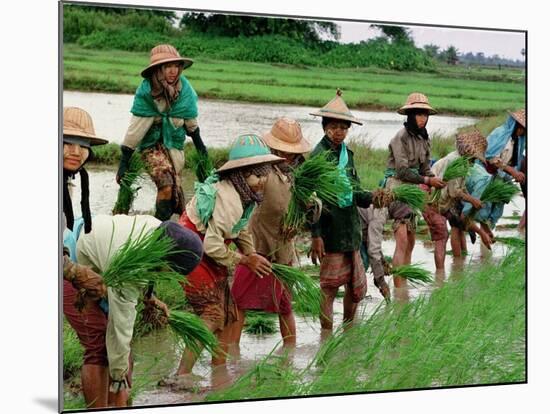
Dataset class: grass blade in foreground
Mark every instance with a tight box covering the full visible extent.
[272,263,323,317]
[391,263,433,286]
[392,184,427,212]
[168,310,219,357]
[112,152,146,215]
[102,225,184,290]
[495,236,525,249]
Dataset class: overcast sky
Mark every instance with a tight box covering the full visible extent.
[337,21,525,61]
[173,11,525,61]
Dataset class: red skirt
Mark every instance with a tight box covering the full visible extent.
[178,213,236,330]
[231,264,292,315]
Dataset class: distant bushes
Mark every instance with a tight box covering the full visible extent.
[64,6,436,72]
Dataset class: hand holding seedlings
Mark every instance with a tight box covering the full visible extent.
[241,253,272,278]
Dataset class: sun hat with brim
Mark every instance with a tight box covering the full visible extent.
[456,130,487,162]
[262,117,311,154]
[63,107,108,146]
[508,108,526,128]
[310,89,363,125]
[141,44,193,78]
[397,92,437,115]
[216,134,284,173]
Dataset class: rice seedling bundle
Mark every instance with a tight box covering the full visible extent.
[480,178,520,204]
[187,149,215,183]
[244,312,277,335]
[430,156,472,204]
[283,152,350,233]
[390,263,433,286]
[271,263,323,317]
[392,184,427,212]
[112,152,146,215]
[168,310,219,357]
[495,236,525,249]
[102,226,184,290]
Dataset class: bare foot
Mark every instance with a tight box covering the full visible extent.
[158,373,204,391]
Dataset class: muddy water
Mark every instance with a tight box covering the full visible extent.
[66,164,524,407]
[63,91,476,149]
[130,202,523,407]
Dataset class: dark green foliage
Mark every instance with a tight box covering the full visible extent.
[180,13,340,43]
[63,7,435,72]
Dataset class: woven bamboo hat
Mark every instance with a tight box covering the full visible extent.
[141,44,194,78]
[63,107,108,146]
[456,129,487,162]
[216,134,284,173]
[310,89,363,125]
[508,108,526,128]
[262,117,311,154]
[398,92,437,115]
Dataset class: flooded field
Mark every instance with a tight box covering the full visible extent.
[63,91,476,150]
[65,165,524,408]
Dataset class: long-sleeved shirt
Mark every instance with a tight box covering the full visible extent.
[122,97,199,174]
[386,127,435,184]
[430,151,467,213]
[310,136,372,253]
[76,214,161,381]
[185,179,255,268]
[248,167,294,264]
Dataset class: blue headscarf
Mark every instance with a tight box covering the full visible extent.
[485,115,525,171]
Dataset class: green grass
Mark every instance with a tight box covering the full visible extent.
[64,44,524,117]
[207,248,525,401]
[63,319,84,380]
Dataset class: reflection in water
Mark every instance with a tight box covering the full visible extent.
[63,91,477,150]
[65,164,524,406]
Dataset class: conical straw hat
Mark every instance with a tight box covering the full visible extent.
[310,89,363,125]
[216,134,284,173]
[508,108,526,128]
[456,129,487,162]
[398,92,437,115]
[141,44,193,78]
[63,107,108,146]
[262,117,311,154]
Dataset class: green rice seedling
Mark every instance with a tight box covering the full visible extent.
[283,151,350,234]
[272,263,323,317]
[168,310,219,357]
[186,149,215,183]
[63,319,84,380]
[495,236,525,249]
[390,263,433,286]
[206,248,525,400]
[244,312,277,335]
[112,152,147,215]
[430,156,471,203]
[480,178,521,204]
[392,184,427,212]
[102,224,186,290]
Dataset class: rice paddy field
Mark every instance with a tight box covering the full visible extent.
[63,44,525,117]
[62,42,526,410]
